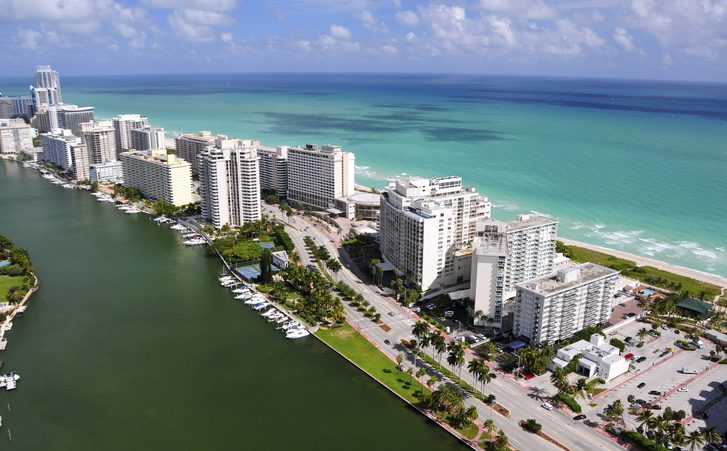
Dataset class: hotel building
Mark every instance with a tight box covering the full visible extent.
[287,144,355,210]
[41,128,89,181]
[256,145,289,197]
[81,121,117,164]
[175,131,216,177]
[131,126,165,151]
[198,137,261,228]
[513,263,619,344]
[113,114,148,154]
[379,176,491,291]
[0,118,33,154]
[120,149,193,206]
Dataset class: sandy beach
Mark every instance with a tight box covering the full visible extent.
[560,237,727,290]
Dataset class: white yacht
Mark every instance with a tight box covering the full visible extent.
[234,293,251,300]
[252,302,268,310]
[232,287,249,294]
[184,237,206,246]
[261,309,278,318]
[125,207,141,214]
[286,329,310,339]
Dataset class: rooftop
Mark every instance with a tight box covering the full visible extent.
[677,297,714,315]
[517,262,619,296]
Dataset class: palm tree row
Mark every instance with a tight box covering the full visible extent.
[630,405,722,450]
[516,343,555,375]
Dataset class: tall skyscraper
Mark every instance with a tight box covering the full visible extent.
[81,121,117,164]
[131,126,165,151]
[379,176,492,291]
[198,137,261,228]
[256,145,288,197]
[30,65,62,109]
[175,131,216,177]
[112,114,149,154]
[286,144,355,210]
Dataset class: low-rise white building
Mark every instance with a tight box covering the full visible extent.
[90,161,124,184]
[550,333,629,382]
[120,149,192,206]
[272,250,289,269]
[514,263,619,344]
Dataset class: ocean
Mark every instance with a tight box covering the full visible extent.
[2,73,726,276]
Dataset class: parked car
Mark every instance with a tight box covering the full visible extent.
[573,414,586,421]
[677,387,688,392]
[625,353,634,360]
[541,402,554,411]
[649,390,662,396]
[637,357,647,363]
[625,336,634,343]
[651,405,662,410]
[661,324,669,330]
[524,373,536,380]
[627,312,637,317]
[638,382,647,388]
[384,339,391,345]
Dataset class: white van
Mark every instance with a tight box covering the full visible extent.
[694,340,705,349]
[444,310,454,318]
[681,368,698,374]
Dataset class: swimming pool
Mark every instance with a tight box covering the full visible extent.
[0,260,10,268]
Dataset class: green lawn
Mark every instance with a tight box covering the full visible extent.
[0,275,25,301]
[559,242,722,300]
[317,323,427,404]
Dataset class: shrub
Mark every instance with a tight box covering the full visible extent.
[637,342,644,348]
[522,419,542,433]
[621,431,668,451]
[610,338,625,352]
[555,393,582,413]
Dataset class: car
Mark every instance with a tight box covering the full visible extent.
[677,387,688,392]
[638,382,647,388]
[635,399,647,405]
[625,336,634,343]
[627,312,638,317]
[384,339,391,345]
[637,357,647,363]
[651,405,662,410]
[387,312,395,317]
[619,302,627,307]
[524,373,536,380]
[674,330,680,334]
[661,324,669,330]
[625,353,634,360]
[541,402,554,411]
[444,310,454,318]
[573,414,587,421]
[490,373,497,379]
[426,303,435,310]
[649,390,662,396]
[632,355,642,361]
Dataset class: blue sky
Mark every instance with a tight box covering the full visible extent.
[1,0,726,82]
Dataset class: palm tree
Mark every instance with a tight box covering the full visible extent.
[636,407,654,432]
[703,426,722,445]
[447,342,465,380]
[412,320,430,344]
[495,430,508,448]
[369,258,380,285]
[483,419,496,439]
[462,405,478,426]
[684,430,705,451]
[427,375,439,392]
[325,258,342,276]
[605,399,624,424]
[482,341,496,361]
[431,332,447,366]
[638,328,648,342]
[396,353,404,374]
[468,359,484,395]
[574,378,588,399]
[416,367,427,394]
[550,368,569,394]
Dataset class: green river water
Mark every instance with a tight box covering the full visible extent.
[0,160,462,450]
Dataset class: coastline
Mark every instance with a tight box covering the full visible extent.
[0,272,38,351]
[559,237,727,289]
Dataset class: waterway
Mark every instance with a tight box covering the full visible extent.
[0,160,462,449]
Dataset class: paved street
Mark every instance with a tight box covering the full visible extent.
[264,204,623,450]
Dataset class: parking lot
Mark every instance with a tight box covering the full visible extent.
[586,320,727,434]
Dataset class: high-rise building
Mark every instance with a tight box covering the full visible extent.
[130,126,165,151]
[379,176,492,291]
[256,145,288,197]
[80,121,117,164]
[57,105,95,136]
[175,131,216,177]
[0,98,12,119]
[120,149,193,206]
[470,214,558,327]
[198,136,261,228]
[11,96,33,118]
[0,118,33,154]
[41,128,89,181]
[113,114,148,154]
[513,263,619,344]
[287,144,355,210]
[30,65,62,109]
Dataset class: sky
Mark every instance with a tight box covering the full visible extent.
[1,0,726,82]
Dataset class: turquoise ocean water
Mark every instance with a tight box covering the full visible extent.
[2,73,725,276]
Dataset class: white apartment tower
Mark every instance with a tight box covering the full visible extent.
[131,126,166,151]
[470,214,558,327]
[256,145,288,197]
[41,128,89,181]
[120,149,193,206]
[30,65,62,109]
[379,176,492,291]
[176,131,216,177]
[198,136,262,228]
[57,105,95,136]
[81,121,117,164]
[514,263,619,344]
[0,118,33,154]
[287,144,355,210]
[113,114,149,154]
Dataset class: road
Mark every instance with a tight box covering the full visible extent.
[264,204,623,450]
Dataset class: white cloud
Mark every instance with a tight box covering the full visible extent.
[329,24,351,40]
[379,44,398,55]
[395,10,419,27]
[406,32,416,43]
[15,28,41,50]
[612,27,636,51]
[0,0,116,23]
[168,8,235,42]
[476,0,556,20]
[220,32,233,43]
[357,10,388,33]
[142,0,237,12]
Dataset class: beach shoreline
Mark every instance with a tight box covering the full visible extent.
[559,237,727,289]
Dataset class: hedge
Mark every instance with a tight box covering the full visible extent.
[555,393,582,413]
[621,431,668,451]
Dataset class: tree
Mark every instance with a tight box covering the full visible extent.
[703,426,722,444]
[406,367,414,382]
[391,277,405,301]
[281,203,293,224]
[468,359,484,396]
[325,258,342,275]
[416,367,427,394]
[550,368,569,394]
[396,353,404,374]
[259,249,273,284]
[605,399,624,424]
[523,418,542,433]
[369,258,381,286]
[636,407,654,432]
[427,375,439,391]
[482,341,496,361]
[684,430,705,451]
[412,320,430,344]
[447,342,465,380]
[316,245,330,262]
[638,328,649,342]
